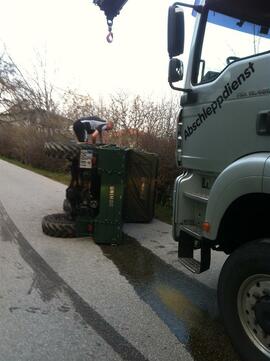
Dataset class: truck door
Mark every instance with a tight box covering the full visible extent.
[181,9,270,174]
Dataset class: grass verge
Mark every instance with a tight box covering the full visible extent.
[154,203,172,225]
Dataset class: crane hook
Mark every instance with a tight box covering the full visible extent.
[106,19,113,43]
[106,31,113,43]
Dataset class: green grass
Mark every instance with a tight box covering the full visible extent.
[0,155,173,224]
[0,155,70,185]
[154,203,172,225]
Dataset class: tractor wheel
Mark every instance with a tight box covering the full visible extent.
[44,142,80,160]
[218,239,270,361]
[42,213,76,238]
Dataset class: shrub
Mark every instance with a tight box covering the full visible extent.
[0,123,68,172]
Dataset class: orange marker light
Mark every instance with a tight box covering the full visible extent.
[202,222,210,233]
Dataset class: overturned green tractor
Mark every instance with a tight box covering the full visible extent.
[42,142,158,244]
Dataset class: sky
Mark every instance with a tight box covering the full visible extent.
[0,0,266,103]
[0,0,195,100]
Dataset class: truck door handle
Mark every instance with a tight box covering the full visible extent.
[257,111,270,135]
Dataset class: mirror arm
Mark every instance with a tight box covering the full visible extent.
[169,82,192,92]
[172,2,203,12]
[168,2,202,93]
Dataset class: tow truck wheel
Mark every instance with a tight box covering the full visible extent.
[218,240,270,361]
[42,213,76,238]
[44,142,80,160]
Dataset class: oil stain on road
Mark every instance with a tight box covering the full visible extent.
[0,198,239,361]
[101,237,240,361]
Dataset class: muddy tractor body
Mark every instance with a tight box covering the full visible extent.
[43,142,158,244]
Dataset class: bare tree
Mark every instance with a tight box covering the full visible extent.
[0,51,59,125]
[61,90,95,121]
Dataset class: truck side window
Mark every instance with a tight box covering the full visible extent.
[195,11,270,85]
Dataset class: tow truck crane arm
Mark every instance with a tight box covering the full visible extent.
[93,0,129,22]
[93,0,129,41]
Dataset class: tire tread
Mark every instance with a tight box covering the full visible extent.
[42,213,76,238]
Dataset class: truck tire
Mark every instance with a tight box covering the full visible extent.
[218,240,270,361]
[44,142,80,160]
[42,213,76,238]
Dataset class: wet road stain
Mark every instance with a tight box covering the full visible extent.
[0,223,14,242]
[101,237,240,361]
[156,285,239,361]
[27,272,61,302]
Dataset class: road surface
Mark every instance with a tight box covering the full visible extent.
[0,159,239,361]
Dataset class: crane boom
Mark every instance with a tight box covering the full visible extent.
[93,0,129,22]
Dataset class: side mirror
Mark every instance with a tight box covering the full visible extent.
[167,5,185,58]
[168,58,183,83]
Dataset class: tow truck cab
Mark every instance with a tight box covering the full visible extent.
[169,2,270,360]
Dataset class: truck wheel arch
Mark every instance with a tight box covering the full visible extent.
[216,193,270,253]
[205,153,270,244]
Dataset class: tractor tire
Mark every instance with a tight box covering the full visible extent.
[44,142,80,160]
[42,213,76,238]
[218,239,270,361]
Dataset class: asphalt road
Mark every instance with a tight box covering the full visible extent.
[0,159,240,361]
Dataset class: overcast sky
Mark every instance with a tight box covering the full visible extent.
[0,0,195,100]
[0,0,267,103]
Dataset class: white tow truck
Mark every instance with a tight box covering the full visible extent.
[168,1,270,360]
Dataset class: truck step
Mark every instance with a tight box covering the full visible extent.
[178,232,211,274]
[184,191,209,203]
[180,258,202,273]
